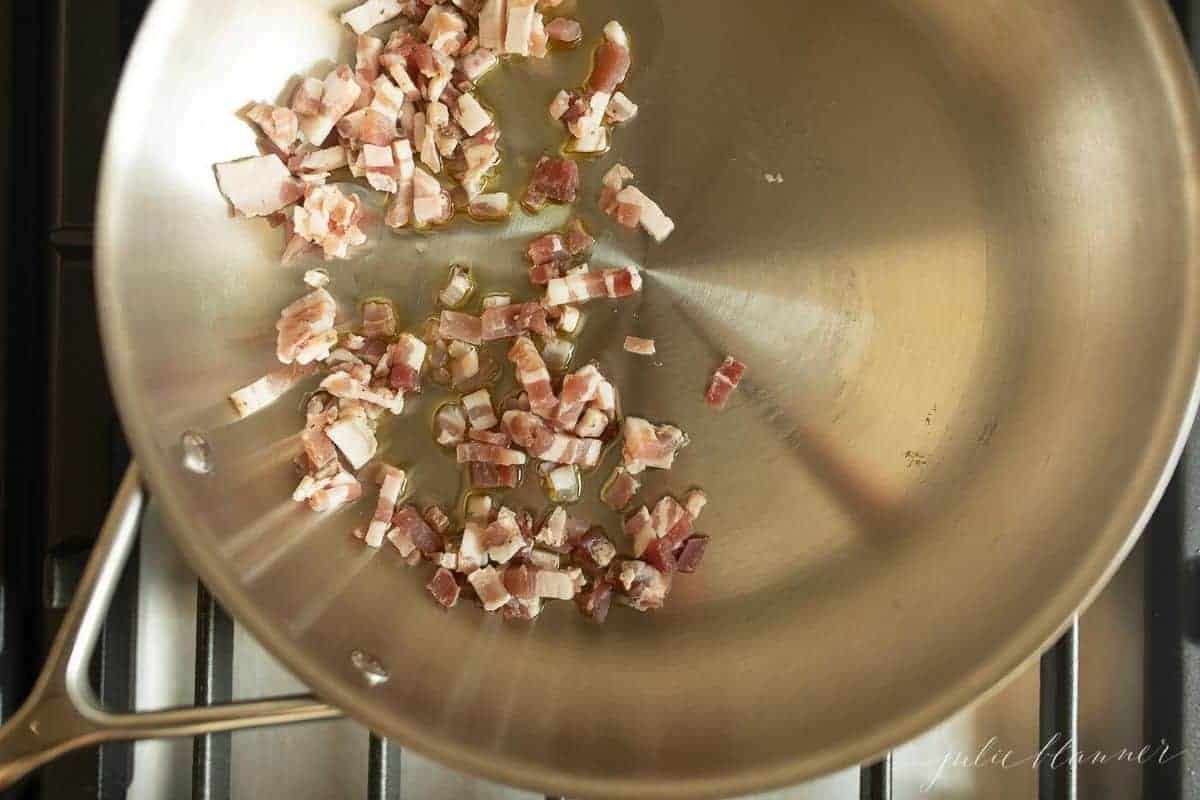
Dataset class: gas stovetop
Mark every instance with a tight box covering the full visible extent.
[3,2,1198,799]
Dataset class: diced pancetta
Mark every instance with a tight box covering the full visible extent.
[601,467,641,511]
[247,104,300,154]
[439,310,483,344]
[439,264,473,308]
[422,4,469,54]
[553,364,602,430]
[502,410,601,467]
[454,93,492,136]
[548,90,571,121]
[462,388,498,429]
[276,288,337,365]
[507,336,557,418]
[605,91,638,124]
[576,581,613,623]
[392,505,444,554]
[556,304,581,334]
[291,77,325,117]
[565,218,594,255]
[574,528,616,571]
[387,333,427,392]
[543,265,642,306]
[706,355,747,409]
[522,156,579,211]
[484,507,526,564]
[624,336,655,356]
[616,185,675,242]
[589,31,630,93]
[306,470,363,513]
[423,505,452,535]
[340,0,404,35]
[299,66,363,146]
[412,165,453,226]
[676,535,709,574]
[617,560,670,612]
[468,566,511,611]
[326,412,378,469]
[427,568,461,608]
[467,192,509,219]
[458,521,489,571]
[469,461,520,488]
[622,416,688,474]
[456,442,526,465]
[215,155,303,218]
[574,407,608,438]
[533,569,578,600]
[527,233,566,264]
[478,0,507,50]
[292,184,369,260]
[365,465,408,547]
[481,302,550,341]
[545,17,581,44]
[229,363,314,418]
[384,139,416,228]
[459,47,498,81]
[362,300,397,337]
[503,0,536,55]
[434,403,468,446]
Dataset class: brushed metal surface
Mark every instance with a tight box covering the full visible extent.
[96,1,1200,798]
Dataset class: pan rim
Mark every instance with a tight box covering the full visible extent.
[95,0,1200,796]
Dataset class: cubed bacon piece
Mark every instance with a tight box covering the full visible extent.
[542,462,580,502]
[544,266,642,306]
[215,155,303,218]
[685,488,708,520]
[529,261,561,286]
[548,90,571,121]
[622,417,688,474]
[478,0,507,50]
[303,269,331,289]
[291,77,325,117]
[527,233,566,264]
[468,566,511,611]
[589,28,631,93]
[570,126,608,154]
[387,333,427,392]
[542,339,573,373]
[427,568,461,608]
[641,536,678,575]
[617,560,670,612]
[566,90,610,140]
[522,156,579,211]
[470,462,520,489]
[485,508,526,564]
[545,17,581,44]
[462,388,498,429]
[507,336,558,418]
[574,408,609,438]
[501,596,543,620]
[481,302,550,341]
[356,34,384,82]
[466,495,494,523]
[423,504,452,534]
[624,336,655,356]
[379,53,422,100]
[246,104,300,154]
[503,563,537,599]
[459,47,499,82]
[384,139,416,228]
[536,506,568,548]
[289,145,349,174]
[590,378,616,412]
[458,521,489,572]
[652,495,693,550]
[422,4,468,54]
[369,75,408,121]
[276,288,337,365]
[676,535,710,574]
[229,363,314,418]
[326,413,378,470]
[601,467,641,511]
[341,0,404,34]
[534,569,578,600]
[292,184,369,260]
[299,66,363,146]
[626,507,656,558]
[502,410,601,467]
[457,443,527,466]
[503,0,536,54]
[362,300,397,338]
[574,528,616,572]
[439,310,483,344]
[306,470,363,513]
[413,165,453,227]
[556,304,582,334]
[706,356,747,409]
[576,581,613,623]
[449,344,480,386]
[605,91,638,124]
[453,93,492,136]
[434,403,467,446]
[553,364,603,430]
[392,505,443,554]
[615,185,675,242]
[468,192,509,220]
[365,465,408,547]
[469,429,510,446]
[528,549,560,570]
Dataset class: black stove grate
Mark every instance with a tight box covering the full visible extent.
[2,1,1196,798]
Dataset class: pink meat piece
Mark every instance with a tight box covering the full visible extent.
[553,364,603,430]
[299,66,363,146]
[362,300,397,338]
[706,356,747,409]
[229,363,314,418]
[502,410,601,467]
[522,156,579,211]
[478,0,506,50]
[439,310,483,345]
[601,467,641,511]
[246,104,300,154]
[468,566,511,611]
[589,36,631,93]
[617,560,671,612]
[289,145,349,174]
[574,529,616,572]
[412,165,453,227]
[356,34,384,81]
[462,388,498,429]
[292,185,369,261]
[641,536,678,575]
[624,336,655,356]
[276,288,337,365]
[392,506,443,554]
[621,417,688,474]
[576,581,613,623]
[434,403,467,446]
[365,465,408,547]
[481,302,551,341]
[626,506,656,558]
[459,47,498,81]
[427,568,461,608]
[503,564,537,599]
[543,266,642,306]
[340,0,405,35]
[507,336,558,418]
[291,77,325,117]
[307,470,363,513]
[215,155,303,218]
[468,429,510,446]
[470,462,520,489]
[456,443,527,466]
[385,139,416,228]
[545,17,581,43]
[675,535,710,574]
[529,262,561,286]
[388,333,427,392]
[527,233,566,264]
[423,505,452,534]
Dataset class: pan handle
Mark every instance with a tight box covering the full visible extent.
[0,464,341,790]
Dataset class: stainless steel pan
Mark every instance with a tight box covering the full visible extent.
[5,0,1200,797]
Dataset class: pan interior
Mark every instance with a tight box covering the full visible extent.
[98,1,1200,797]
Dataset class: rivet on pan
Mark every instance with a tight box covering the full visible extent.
[180,431,214,474]
[350,649,390,685]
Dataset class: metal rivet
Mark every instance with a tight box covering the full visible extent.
[180,431,214,474]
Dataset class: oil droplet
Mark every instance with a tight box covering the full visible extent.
[180,431,213,474]
[350,649,390,685]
